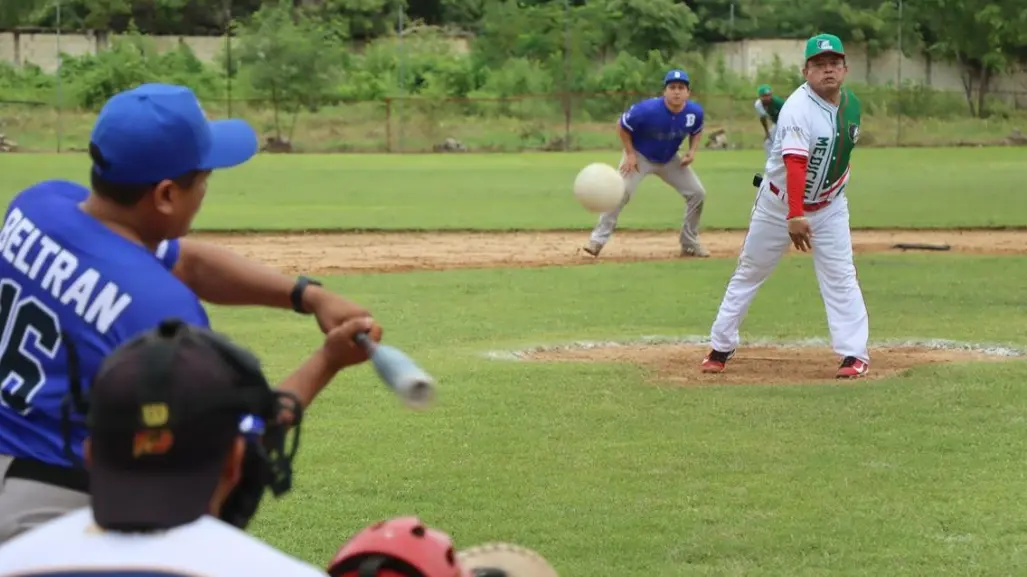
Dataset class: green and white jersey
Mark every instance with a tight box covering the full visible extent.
[754,95,785,124]
[764,83,861,205]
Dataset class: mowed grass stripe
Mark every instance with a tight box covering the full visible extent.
[1,148,1024,230]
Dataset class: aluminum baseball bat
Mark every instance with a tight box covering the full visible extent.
[353,332,436,409]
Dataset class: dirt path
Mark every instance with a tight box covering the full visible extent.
[191,229,1027,275]
[520,343,1021,386]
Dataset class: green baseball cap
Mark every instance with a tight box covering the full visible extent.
[805,33,845,61]
[757,84,772,96]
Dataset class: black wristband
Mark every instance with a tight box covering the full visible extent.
[290,276,323,314]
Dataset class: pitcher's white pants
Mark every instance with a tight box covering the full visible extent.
[708,183,869,362]
[589,153,706,250]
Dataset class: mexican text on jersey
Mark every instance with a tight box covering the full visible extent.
[804,136,831,203]
[0,207,133,335]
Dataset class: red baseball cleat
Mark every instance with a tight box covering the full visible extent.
[701,349,734,373]
[836,356,869,379]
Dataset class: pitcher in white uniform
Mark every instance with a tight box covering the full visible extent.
[701,33,870,379]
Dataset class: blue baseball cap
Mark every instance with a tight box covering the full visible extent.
[664,69,690,86]
[90,83,258,185]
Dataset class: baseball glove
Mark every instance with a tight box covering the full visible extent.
[457,543,559,577]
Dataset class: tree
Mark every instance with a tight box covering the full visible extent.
[298,0,404,41]
[234,1,345,145]
[687,0,769,43]
[603,0,698,59]
[0,0,42,29]
[912,0,1027,116]
[438,0,486,32]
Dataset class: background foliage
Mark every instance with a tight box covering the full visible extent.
[1,0,1025,151]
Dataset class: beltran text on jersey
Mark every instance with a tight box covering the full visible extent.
[0,207,132,334]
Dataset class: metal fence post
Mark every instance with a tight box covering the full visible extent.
[397,5,405,153]
[56,0,63,153]
[224,0,233,119]
[896,0,904,146]
[562,0,571,151]
[385,97,393,152]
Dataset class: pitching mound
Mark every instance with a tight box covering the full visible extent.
[518,343,1019,386]
[193,229,1027,275]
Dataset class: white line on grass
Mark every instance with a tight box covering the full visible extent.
[483,335,1027,361]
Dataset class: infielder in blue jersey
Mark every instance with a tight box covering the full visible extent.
[583,69,711,258]
[0,83,382,543]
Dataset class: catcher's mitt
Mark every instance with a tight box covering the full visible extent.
[457,543,558,577]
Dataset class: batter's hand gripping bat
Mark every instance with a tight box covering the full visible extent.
[353,333,436,409]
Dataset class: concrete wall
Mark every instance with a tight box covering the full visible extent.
[708,39,1027,97]
[0,30,227,72]
[2,31,1025,97]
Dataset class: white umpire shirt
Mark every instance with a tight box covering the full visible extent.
[0,508,327,576]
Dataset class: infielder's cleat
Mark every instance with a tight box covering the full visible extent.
[701,349,735,373]
[582,241,603,257]
[681,244,711,258]
[836,356,869,379]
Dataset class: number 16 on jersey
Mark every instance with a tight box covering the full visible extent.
[0,278,62,416]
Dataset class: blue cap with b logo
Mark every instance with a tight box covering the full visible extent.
[89,83,258,184]
[664,69,690,86]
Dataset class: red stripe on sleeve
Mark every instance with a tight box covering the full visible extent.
[784,154,808,219]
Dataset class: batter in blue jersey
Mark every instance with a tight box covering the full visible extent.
[0,84,384,543]
[583,69,712,258]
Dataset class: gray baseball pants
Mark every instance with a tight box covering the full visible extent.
[0,454,90,544]
[588,152,707,249]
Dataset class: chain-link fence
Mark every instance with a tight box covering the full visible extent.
[3,88,1026,153]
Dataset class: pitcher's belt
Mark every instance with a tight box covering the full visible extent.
[768,182,830,213]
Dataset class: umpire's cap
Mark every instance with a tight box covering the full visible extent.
[86,318,273,531]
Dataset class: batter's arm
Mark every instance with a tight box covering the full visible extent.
[270,317,376,426]
[172,239,350,315]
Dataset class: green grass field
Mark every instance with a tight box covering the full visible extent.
[2,148,1025,230]
[3,148,1027,575]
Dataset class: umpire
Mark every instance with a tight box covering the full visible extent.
[0,318,364,574]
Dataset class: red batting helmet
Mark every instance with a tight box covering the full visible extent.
[328,516,469,577]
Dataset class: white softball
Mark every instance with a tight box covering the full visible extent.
[572,162,625,213]
[458,543,559,577]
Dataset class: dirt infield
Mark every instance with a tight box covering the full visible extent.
[519,343,1020,386]
[193,229,1027,274]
